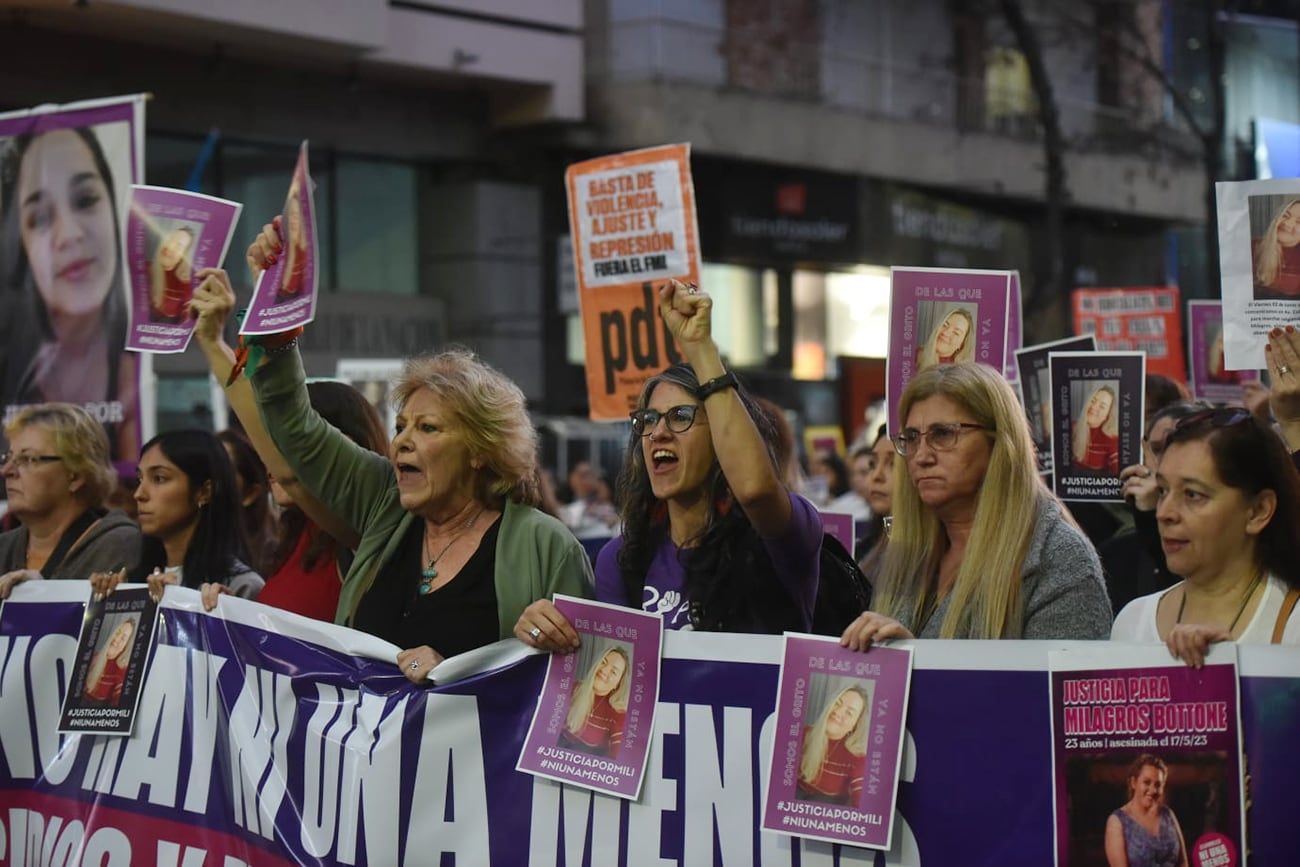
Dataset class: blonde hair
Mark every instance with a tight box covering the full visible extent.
[799,685,869,785]
[872,363,1042,639]
[5,403,116,509]
[1255,198,1300,288]
[148,226,194,308]
[916,308,976,368]
[565,647,630,735]
[392,348,539,507]
[1071,384,1119,465]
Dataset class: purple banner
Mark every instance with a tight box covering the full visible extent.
[518,596,663,799]
[1050,646,1244,867]
[4,584,1300,865]
[0,96,146,470]
[1187,300,1259,404]
[763,635,911,850]
[241,142,318,335]
[886,268,1012,434]
[125,185,242,353]
[1049,351,1145,502]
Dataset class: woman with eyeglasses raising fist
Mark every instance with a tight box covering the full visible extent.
[517,279,822,641]
[840,363,1111,649]
[1111,408,1300,666]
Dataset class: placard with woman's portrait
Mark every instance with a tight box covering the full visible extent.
[762,633,912,850]
[241,142,318,335]
[1049,644,1244,867]
[1215,177,1300,371]
[1015,335,1097,475]
[125,185,243,353]
[0,95,147,471]
[886,267,1012,434]
[516,595,662,799]
[1187,300,1258,404]
[58,586,158,736]
[1049,351,1145,502]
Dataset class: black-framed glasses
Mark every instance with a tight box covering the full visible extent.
[631,405,701,437]
[891,423,989,457]
[0,452,63,471]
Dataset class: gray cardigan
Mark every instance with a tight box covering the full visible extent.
[0,510,141,579]
[909,493,1112,639]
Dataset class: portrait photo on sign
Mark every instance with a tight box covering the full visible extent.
[915,302,978,370]
[146,219,203,324]
[275,174,309,304]
[1061,750,1234,867]
[0,106,142,464]
[557,636,632,759]
[1070,380,1121,476]
[83,611,140,705]
[795,673,873,807]
[1249,193,1300,300]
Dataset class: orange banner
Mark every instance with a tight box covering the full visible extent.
[565,144,700,420]
[1071,286,1186,381]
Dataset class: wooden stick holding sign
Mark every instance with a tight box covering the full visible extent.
[565,144,701,420]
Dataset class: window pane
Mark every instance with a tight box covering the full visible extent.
[700,262,765,367]
[826,266,891,360]
[336,158,418,294]
[145,134,216,194]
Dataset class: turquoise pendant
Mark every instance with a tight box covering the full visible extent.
[418,565,437,595]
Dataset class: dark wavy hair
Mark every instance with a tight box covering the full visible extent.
[0,127,128,404]
[218,429,275,575]
[268,381,389,574]
[615,363,798,631]
[134,429,249,587]
[1162,412,1300,587]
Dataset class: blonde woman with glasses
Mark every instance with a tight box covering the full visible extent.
[841,363,1111,647]
[0,403,140,593]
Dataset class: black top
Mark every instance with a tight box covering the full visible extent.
[354,515,501,657]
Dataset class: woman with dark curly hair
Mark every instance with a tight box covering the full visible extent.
[517,279,822,639]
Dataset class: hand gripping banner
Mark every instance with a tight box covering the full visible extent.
[2,582,1299,866]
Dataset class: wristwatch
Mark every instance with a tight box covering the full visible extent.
[695,371,739,401]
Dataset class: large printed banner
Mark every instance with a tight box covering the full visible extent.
[565,144,700,420]
[1071,286,1186,382]
[0,95,148,471]
[4,583,1300,866]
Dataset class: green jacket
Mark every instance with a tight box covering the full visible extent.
[251,350,593,638]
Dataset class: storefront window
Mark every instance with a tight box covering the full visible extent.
[794,266,891,379]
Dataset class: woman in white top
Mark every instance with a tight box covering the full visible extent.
[1112,408,1300,666]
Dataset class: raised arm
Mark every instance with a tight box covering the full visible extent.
[659,280,791,535]
[189,268,361,548]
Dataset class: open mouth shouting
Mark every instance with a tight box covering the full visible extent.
[650,448,678,473]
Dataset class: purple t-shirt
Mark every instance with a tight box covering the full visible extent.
[594,492,822,631]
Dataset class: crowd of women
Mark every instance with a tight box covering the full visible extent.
[4,216,1300,686]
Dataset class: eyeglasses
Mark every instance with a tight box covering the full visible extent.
[0,452,63,471]
[631,405,701,437]
[891,423,989,457]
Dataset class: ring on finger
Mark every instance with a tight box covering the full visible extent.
[528,626,542,640]
[1281,364,1292,375]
